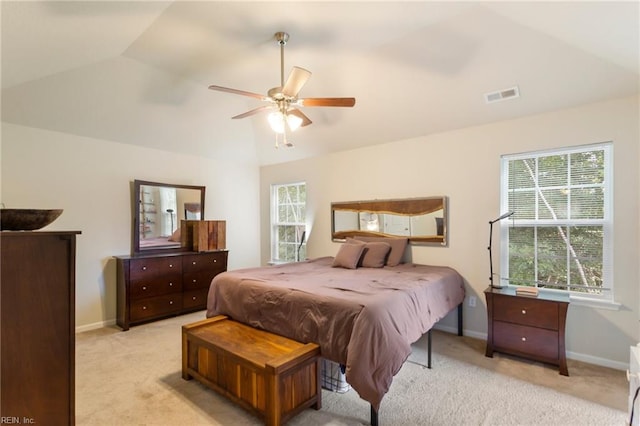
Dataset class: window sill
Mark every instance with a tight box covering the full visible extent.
[569,295,621,311]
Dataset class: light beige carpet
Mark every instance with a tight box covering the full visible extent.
[76,311,627,425]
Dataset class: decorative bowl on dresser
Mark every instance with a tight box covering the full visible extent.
[115,250,228,330]
[484,286,570,376]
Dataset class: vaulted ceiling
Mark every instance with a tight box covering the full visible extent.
[2,1,638,165]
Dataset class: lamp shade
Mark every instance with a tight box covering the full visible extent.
[268,111,303,134]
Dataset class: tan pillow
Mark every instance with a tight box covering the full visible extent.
[332,241,366,269]
[360,242,392,268]
[354,236,408,266]
[346,238,391,268]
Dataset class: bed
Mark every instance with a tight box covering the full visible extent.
[206,238,464,419]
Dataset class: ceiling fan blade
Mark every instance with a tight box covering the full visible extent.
[299,97,356,107]
[208,85,265,100]
[282,66,312,97]
[287,108,312,127]
[232,105,273,119]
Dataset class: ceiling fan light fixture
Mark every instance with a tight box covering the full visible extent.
[268,111,302,134]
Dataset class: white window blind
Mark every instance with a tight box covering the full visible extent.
[271,182,306,263]
[500,143,612,299]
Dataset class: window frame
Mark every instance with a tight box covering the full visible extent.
[499,142,613,302]
[270,181,307,263]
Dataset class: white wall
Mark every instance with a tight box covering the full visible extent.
[260,96,639,368]
[1,123,261,330]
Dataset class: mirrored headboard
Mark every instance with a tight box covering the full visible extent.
[133,179,206,254]
[331,196,448,246]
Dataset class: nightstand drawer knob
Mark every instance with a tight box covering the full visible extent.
[142,286,147,291]
[192,261,197,265]
[169,264,173,268]
[142,266,147,271]
[192,279,197,283]
[521,337,527,342]
[521,309,527,314]
[142,306,147,310]
[213,259,217,263]
[192,296,197,300]
[169,282,173,287]
[169,301,173,305]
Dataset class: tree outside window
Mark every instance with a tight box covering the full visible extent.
[271,182,306,263]
[500,143,612,299]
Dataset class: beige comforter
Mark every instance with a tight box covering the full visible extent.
[206,256,465,411]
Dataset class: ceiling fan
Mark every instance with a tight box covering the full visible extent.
[208,32,356,146]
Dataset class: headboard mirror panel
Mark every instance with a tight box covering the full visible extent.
[133,179,206,254]
[331,196,448,246]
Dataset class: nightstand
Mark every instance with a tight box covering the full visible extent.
[485,286,569,376]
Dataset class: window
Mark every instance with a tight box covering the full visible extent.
[271,182,306,263]
[500,143,612,300]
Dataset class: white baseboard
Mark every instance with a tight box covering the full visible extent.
[432,324,629,371]
[75,318,116,333]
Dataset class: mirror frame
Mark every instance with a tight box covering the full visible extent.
[331,196,448,246]
[132,179,206,255]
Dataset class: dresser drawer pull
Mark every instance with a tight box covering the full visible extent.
[192,279,197,283]
[169,301,173,305]
[142,306,147,310]
[192,296,197,301]
[521,309,526,315]
[192,261,197,265]
[169,282,173,287]
[213,259,217,263]
[521,337,527,342]
[142,266,147,271]
[169,264,174,268]
[142,286,147,291]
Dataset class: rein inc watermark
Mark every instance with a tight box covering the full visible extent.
[1,417,35,424]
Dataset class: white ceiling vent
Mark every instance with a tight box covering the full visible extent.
[485,86,520,104]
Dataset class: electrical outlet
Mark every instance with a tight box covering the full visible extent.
[468,296,477,307]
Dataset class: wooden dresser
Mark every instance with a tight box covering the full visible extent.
[115,250,228,330]
[485,287,570,375]
[1,231,80,425]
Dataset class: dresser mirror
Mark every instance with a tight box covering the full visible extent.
[133,179,205,254]
[331,196,448,246]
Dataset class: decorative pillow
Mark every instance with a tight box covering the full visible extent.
[332,241,366,269]
[354,236,408,266]
[346,238,391,268]
[361,242,392,268]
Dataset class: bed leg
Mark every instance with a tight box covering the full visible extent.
[457,302,463,336]
[370,405,379,426]
[427,329,432,369]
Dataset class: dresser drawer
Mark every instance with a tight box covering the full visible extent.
[129,256,183,281]
[130,278,182,299]
[183,251,227,274]
[182,289,209,310]
[494,321,559,360]
[183,271,216,290]
[130,294,182,321]
[493,294,559,330]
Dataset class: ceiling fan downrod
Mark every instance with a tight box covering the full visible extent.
[275,32,289,88]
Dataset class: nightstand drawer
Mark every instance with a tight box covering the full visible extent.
[493,294,559,330]
[494,321,559,360]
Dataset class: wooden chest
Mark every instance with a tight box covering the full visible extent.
[182,316,321,426]
[485,287,569,375]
